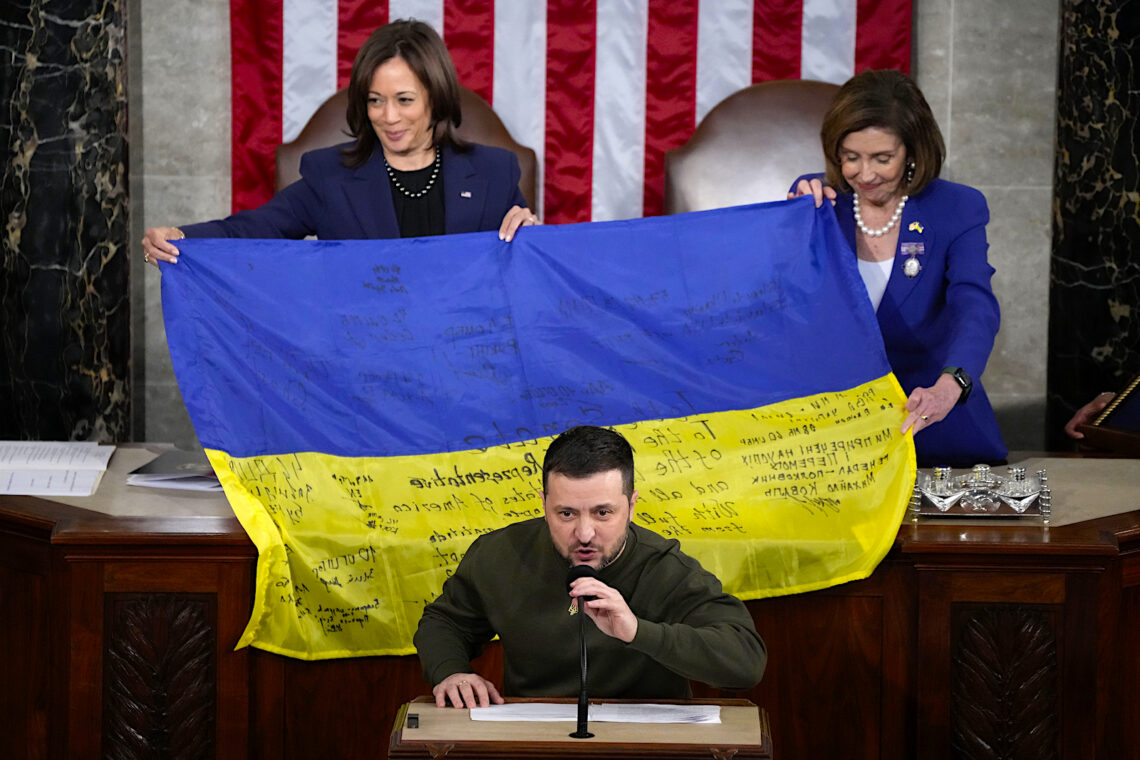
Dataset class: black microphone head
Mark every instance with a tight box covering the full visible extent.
[566,564,598,593]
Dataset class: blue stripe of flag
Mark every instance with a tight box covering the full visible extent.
[161,198,886,458]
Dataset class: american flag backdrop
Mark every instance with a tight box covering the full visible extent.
[230,0,912,225]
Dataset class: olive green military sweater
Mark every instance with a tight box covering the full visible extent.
[414,518,766,698]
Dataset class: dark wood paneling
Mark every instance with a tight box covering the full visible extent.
[1124,582,1140,760]
[1123,527,1140,760]
[65,556,104,757]
[2,495,1137,760]
[914,565,1118,760]
[282,655,423,759]
[0,533,51,760]
[103,593,217,758]
[700,590,886,759]
[950,604,1059,759]
[271,638,503,760]
[689,560,916,760]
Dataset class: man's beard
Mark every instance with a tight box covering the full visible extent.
[568,528,629,569]
[600,531,629,568]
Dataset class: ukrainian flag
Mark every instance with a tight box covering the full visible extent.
[162,198,914,659]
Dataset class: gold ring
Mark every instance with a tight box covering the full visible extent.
[921,414,929,421]
[143,253,150,263]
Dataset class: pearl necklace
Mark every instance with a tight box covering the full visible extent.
[384,149,441,198]
[853,193,908,238]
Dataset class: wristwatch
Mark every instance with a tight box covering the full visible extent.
[942,367,972,404]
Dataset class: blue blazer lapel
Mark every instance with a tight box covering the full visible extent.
[880,193,929,315]
[344,150,399,238]
[443,145,489,234]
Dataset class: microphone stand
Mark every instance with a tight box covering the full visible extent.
[569,599,594,739]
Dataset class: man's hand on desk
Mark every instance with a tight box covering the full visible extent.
[433,672,504,709]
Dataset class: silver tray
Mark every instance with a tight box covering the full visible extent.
[909,464,1051,523]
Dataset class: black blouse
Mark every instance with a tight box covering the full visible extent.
[388,159,446,238]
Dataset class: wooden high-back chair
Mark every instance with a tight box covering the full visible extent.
[664,80,839,214]
[275,86,538,210]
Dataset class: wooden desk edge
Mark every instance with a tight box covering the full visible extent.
[389,697,773,759]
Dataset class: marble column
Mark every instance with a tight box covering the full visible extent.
[1048,0,1140,447]
[1,0,130,440]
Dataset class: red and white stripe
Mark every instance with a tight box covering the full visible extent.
[231,0,912,225]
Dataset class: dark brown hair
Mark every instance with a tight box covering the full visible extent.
[342,19,467,168]
[543,426,635,497]
[820,69,945,195]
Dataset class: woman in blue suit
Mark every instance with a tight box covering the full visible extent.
[142,20,537,266]
[792,70,1006,467]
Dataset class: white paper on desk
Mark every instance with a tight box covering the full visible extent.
[0,440,114,469]
[0,468,103,496]
[126,474,223,491]
[470,703,721,724]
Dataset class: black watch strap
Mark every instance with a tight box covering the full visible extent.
[942,367,972,404]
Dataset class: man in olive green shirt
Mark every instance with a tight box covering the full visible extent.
[414,425,767,708]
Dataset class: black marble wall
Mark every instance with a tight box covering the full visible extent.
[1048,0,1140,448]
[1,0,130,440]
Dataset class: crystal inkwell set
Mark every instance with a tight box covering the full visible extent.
[910,464,1051,523]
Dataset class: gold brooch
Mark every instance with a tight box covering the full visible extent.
[908,221,924,233]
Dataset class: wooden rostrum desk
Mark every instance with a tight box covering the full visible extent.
[2,448,1138,759]
[387,697,773,759]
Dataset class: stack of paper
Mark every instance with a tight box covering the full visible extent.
[127,449,222,491]
[0,441,116,497]
[469,703,722,724]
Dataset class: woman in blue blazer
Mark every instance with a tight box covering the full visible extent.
[142,20,537,266]
[792,70,1006,467]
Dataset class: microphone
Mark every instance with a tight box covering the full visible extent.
[566,563,598,601]
[566,564,597,739]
